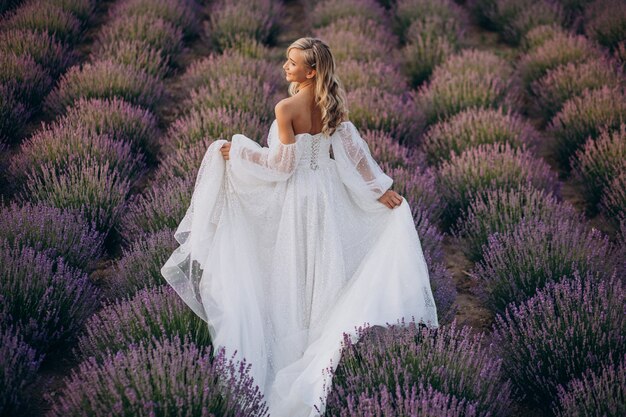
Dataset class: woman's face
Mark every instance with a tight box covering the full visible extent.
[283,48,314,83]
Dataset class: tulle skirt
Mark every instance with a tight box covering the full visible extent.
[161,136,439,416]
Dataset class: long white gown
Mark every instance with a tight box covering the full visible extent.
[160,118,439,416]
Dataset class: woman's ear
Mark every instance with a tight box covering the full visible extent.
[306,69,316,79]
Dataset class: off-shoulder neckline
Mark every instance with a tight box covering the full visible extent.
[271,119,349,139]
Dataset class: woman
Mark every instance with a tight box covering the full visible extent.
[161,37,439,416]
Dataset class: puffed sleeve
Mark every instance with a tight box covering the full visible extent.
[331,121,393,202]
[228,120,300,182]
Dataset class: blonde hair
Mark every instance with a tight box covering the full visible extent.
[286,37,349,137]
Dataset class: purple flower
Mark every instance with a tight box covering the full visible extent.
[107,229,178,298]
[49,337,269,416]
[0,201,104,270]
[436,142,560,230]
[0,323,44,415]
[0,239,101,352]
[492,271,625,409]
[472,217,616,313]
[76,286,211,362]
[454,185,581,262]
[118,175,194,243]
[324,318,513,416]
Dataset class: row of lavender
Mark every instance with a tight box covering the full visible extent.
[306,0,625,416]
[2,0,289,415]
[0,0,96,145]
[1,0,623,416]
[1,0,210,414]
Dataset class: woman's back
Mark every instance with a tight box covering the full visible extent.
[278,91,324,136]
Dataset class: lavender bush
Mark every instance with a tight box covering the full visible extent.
[107,229,178,298]
[0,1,82,43]
[49,337,269,417]
[319,14,398,46]
[324,319,513,417]
[220,36,272,59]
[386,163,443,224]
[118,175,193,243]
[0,240,100,352]
[472,217,615,313]
[0,84,29,141]
[454,185,581,262]
[22,158,132,234]
[393,0,465,40]
[423,106,538,165]
[336,58,407,94]
[503,0,564,45]
[311,0,386,28]
[94,14,184,63]
[517,32,602,88]
[76,286,211,362]
[11,124,145,186]
[0,324,43,416]
[153,138,212,182]
[417,68,520,128]
[0,29,76,76]
[548,85,626,168]
[402,21,457,87]
[435,142,560,230]
[345,87,421,145]
[44,59,165,115]
[436,48,513,79]
[95,39,170,79]
[601,170,626,222]
[554,353,626,417]
[183,75,277,122]
[314,17,398,62]
[48,0,96,22]
[57,97,161,161]
[472,0,564,45]
[205,0,282,51]
[0,51,52,107]
[572,123,626,210]
[530,57,623,119]
[335,382,482,417]
[163,106,266,153]
[0,201,104,270]
[179,50,283,95]
[109,0,201,38]
[492,271,625,409]
[363,129,417,170]
[520,23,567,51]
[584,0,626,50]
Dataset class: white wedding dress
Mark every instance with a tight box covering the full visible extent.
[160,119,439,416]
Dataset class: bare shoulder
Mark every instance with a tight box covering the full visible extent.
[274,96,298,115]
[274,98,296,144]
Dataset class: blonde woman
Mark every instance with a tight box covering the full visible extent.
[161,37,439,416]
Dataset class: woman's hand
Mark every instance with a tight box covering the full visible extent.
[220,142,231,161]
[378,189,403,209]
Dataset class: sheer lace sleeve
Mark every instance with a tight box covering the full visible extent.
[331,121,393,201]
[228,121,299,182]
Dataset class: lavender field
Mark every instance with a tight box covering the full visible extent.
[1,0,625,415]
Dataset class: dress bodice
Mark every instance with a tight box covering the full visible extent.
[295,133,332,170]
[267,119,332,171]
